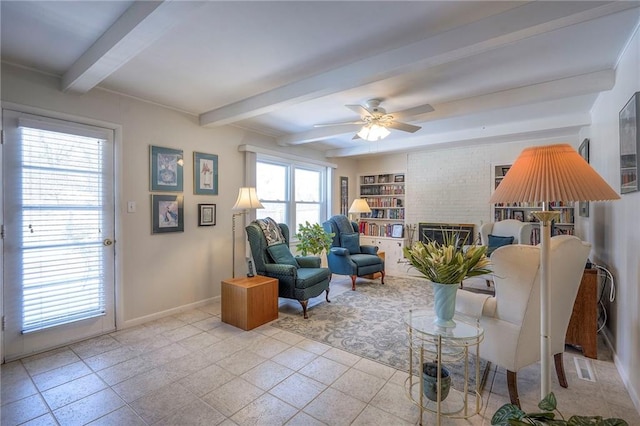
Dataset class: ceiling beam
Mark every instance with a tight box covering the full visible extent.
[279,70,614,146]
[325,113,590,158]
[199,1,633,127]
[61,0,205,94]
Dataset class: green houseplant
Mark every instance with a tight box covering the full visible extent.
[403,231,491,327]
[295,221,334,256]
[491,392,629,426]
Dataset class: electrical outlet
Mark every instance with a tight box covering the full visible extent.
[127,201,136,213]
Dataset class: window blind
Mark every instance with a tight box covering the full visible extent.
[19,126,108,333]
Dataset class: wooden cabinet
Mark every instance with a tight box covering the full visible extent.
[565,268,598,359]
[221,275,278,330]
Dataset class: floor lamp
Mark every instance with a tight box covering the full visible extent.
[489,143,619,400]
[232,187,264,278]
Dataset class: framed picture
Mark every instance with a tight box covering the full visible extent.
[152,194,184,233]
[578,138,590,217]
[391,223,404,238]
[501,166,511,177]
[619,92,639,194]
[198,203,216,226]
[340,176,348,216]
[150,145,183,192]
[193,152,218,195]
[363,175,375,184]
[512,210,524,222]
[394,174,405,183]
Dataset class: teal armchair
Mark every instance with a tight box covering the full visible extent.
[245,221,331,319]
[322,215,385,291]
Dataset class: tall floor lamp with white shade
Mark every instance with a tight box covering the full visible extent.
[231,187,264,278]
[489,143,619,400]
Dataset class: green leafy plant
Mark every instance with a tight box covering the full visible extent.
[491,392,629,426]
[295,221,334,256]
[403,230,491,284]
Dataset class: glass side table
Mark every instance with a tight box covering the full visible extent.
[404,309,484,426]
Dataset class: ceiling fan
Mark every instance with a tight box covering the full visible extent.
[315,99,433,141]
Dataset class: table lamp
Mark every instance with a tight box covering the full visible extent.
[232,187,264,278]
[348,198,371,222]
[489,143,619,400]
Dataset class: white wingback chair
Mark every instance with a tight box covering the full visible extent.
[480,219,534,246]
[456,235,591,407]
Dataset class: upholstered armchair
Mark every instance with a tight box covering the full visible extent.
[245,221,331,319]
[480,219,535,255]
[322,215,385,291]
[455,235,591,407]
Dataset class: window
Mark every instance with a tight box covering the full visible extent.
[256,156,329,237]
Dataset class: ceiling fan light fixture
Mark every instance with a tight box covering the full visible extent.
[357,123,390,141]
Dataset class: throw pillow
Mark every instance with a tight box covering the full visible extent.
[267,243,299,268]
[341,233,361,254]
[487,234,514,256]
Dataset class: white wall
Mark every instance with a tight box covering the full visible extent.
[580,24,640,411]
[0,64,332,327]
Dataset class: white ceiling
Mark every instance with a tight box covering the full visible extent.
[2,1,639,158]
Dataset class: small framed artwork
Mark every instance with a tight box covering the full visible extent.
[150,145,183,192]
[501,166,511,177]
[391,223,404,238]
[363,175,375,184]
[512,210,525,222]
[340,176,348,216]
[394,174,405,183]
[194,152,218,195]
[578,138,590,217]
[152,194,184,234]
[198,203,216,226]
[619,92,639,194]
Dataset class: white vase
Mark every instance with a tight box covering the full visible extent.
[432,282,458,328]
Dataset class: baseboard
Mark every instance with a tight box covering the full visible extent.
[601,327,640,415]
[118,296,220,330]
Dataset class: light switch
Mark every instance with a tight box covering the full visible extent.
[127,201,136,213]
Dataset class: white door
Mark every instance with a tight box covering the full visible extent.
[2,110,116,361]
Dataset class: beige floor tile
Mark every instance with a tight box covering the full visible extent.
[154,398,227,426]
[21,347,81,376]
[198,300,221,316]
[208,323,246,340]
[322,348,361,367]
[192,315,224,331]
[52,388,124,426]
[216,350,267,376]
[41,373,107,410]
[271,330,307,346]
[95,356,152,386]
[69,335,122,360]
[241,359,295,391]
[20,412,58,426]
[1,394,50,426]
[369,382,420,423]
[143,316,187,335]
[111,367,176,403]
[231,393,298,425]
[1,362,39,406]
[246,336,291,358]
[298,356,349,386]
[607,401,640,424]
[86,406,146,426]
[269,373,327,409]
[140,342,191,369]
[32,361,92,392]
[174,308,214,324]
[162,324,203,343]
[331,368,388,403]
[129,383,196,424]
[295,338,332,355]
[284,411,328,426]
[109,325,152,346]
[352,358,397,381]
[178,331,221,352]
[201,377,264,417]
[272,346,318,371]
[126,333,173,355]
[303,387,367,426]
[178,363,236,396]
[157,350,215,381]
[351,405,414,425]
[83,345,139,372]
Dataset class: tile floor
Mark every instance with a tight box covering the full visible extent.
[2,276,639,425]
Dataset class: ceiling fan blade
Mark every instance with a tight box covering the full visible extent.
[346,104,373,117]
[387,121,422,133]
[392,103,434,120]
[314,121,365,127]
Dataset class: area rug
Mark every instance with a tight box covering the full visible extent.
[272,276,489,390]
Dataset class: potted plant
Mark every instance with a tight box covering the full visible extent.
[295,221,334,257]
[422,361,452,402]
[492,392,628,425]
[403,231,491,327]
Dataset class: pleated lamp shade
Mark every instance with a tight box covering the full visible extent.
[232,187,264,210]
[348,198,372,214]
[489,144,620,204]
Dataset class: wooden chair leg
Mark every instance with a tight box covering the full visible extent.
[350,275,357,291]
[507,370,521,408]
[299,300,309,319]
[380,270,385,284]
[325,287,331,303]
[554,353,568,388]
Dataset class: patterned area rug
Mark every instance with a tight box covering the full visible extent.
[272,276,489,390]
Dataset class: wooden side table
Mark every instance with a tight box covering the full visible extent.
[221,275,278,330]
[565,268,598,358]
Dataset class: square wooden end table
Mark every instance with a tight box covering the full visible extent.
[221,275,278,331]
